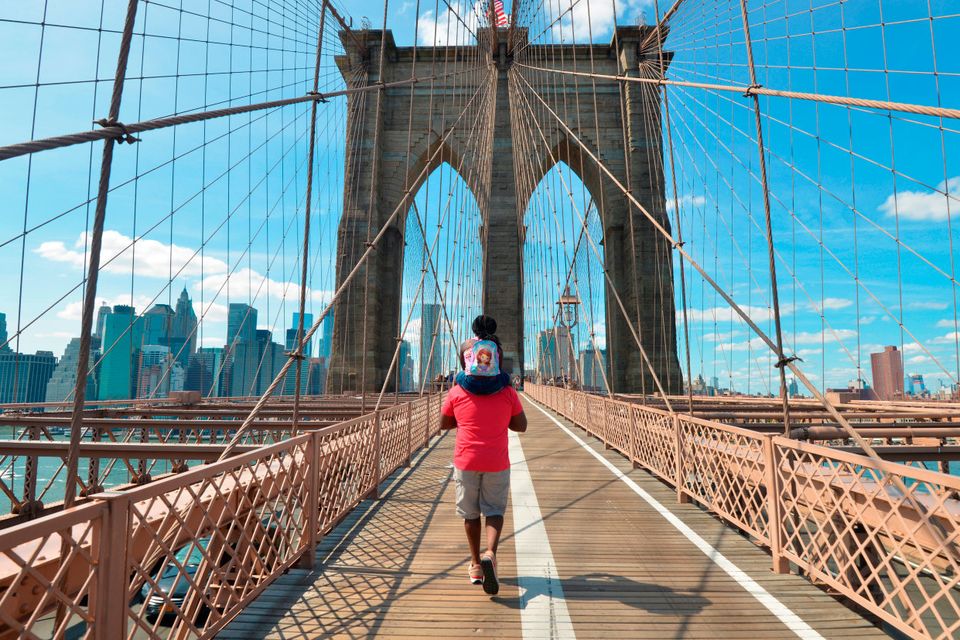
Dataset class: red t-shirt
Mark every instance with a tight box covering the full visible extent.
[441,385,523,472]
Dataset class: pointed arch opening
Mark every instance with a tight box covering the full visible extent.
[396,161,484,392]
[522,160,609,392]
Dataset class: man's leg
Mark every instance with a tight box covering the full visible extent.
[464,518,482,565]
[455,469,483,567]
[484,515,504,556]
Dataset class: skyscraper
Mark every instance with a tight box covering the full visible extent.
[137,345,172,398]
[578,347,607,392]
[284,312,314,395]
[285,312,314,356]
[0,350,56,403]
[46,336,100,402]
[398,340,414,391]
[317,309,334,361]
[98,305,142,400]
[536,327,573,380]
[227,303,257,349]
[171,287,198,367]
[143,304,174,346]
[95,302,111,339]
[419,303,442,385]
[0,312,9,353]
[222,303,258,396]
[870,345,904,401]
[185,347,224,397]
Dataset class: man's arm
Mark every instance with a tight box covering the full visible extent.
[508,412,527,433]
[441,414,457,430]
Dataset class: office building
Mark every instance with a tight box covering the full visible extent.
[870,345,904,401]
[98,305,143,400]
[95,303,111,339]
[536,327,574,381]
[578,347,607,392]
[185,347,224,397]
[419,303,442,386]
[171,287,198,367]
[45,336,100,402]
[283,312,313,396]
[0,350,57,403]
[0,312,9,353]
[317,309,334,361]
[399,340,414,391]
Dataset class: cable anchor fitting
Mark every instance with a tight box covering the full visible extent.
[307,91,328,103]
[95,118,140,144]
[743,83,762,98]
[774,354,801,369]
[673,240,686,249]
[285,350,306,361]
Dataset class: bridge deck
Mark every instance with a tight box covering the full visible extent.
[219,396,886,639]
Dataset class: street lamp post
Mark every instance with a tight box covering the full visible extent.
[557,286,581,387]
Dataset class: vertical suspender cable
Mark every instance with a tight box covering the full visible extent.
[738,0,791,435]
[63,0,141,510]
[291,2,329,436]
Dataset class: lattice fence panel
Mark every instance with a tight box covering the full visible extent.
[379,405,409,477]
[774,440,960,640]
[678,417,770,544]
[125,437,311,639]
[605,400,632,454]
[315,417,378,532]
[633,407,676,481]
[0,502,104,638]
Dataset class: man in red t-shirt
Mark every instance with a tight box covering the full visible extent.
[441,315,527,595]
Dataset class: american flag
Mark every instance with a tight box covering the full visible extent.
[492,0,508,27]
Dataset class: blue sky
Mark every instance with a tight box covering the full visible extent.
[1,0,958,394]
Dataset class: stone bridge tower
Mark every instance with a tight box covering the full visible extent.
[328,27,683,395]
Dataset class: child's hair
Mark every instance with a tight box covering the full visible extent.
[472,315,498,341]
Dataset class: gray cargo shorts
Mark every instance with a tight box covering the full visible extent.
[454,467,511,520]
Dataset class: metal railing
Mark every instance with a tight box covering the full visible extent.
[0,393,444,639]
[526,383,960,640]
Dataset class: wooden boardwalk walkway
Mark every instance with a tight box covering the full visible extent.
[219,395,888,639]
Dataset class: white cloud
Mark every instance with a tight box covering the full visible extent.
[930,331,960,345]
[193,268,331,306]
[908,354,931,365]
[908,300,949,311]
[35,230,229,279]
[704,329,743,342]
[57,294,155,320]
[682,304,788,324]
[194,301,228,323]
[936,318,959,328]
[860,315,877,325]
[726,328,856,353]
[550,0,650,42]
[417,1,485,46]
[878,176,960,222]
[809,297,852,312]
[665,194,706,212]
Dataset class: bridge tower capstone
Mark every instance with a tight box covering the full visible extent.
[328,27,682,395]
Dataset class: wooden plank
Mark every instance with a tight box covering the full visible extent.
[217,397,886,639]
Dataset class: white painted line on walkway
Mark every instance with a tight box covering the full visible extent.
[508,429,577,639]
[524,397,826,640]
